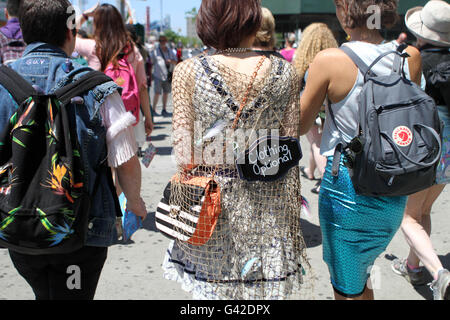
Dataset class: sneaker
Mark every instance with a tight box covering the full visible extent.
[391,258,427,286]
[429,269,450,300]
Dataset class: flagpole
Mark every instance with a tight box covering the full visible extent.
[117,0,125,20]
[160,0,163,33]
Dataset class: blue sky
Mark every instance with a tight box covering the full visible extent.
[71,0,202,35]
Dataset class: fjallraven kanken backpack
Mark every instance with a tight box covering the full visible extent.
[0,66,114,255]
[337,45,443,197]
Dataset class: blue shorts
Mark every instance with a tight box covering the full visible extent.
[319,156,407,297]
[153,77,172,95]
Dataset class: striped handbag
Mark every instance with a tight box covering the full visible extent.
[155,175,221,246]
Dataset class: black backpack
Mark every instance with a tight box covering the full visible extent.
[422,48,450,113]
[0,66,116,255]
[333,45,443,197]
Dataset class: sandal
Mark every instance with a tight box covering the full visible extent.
[311,180,321,194]
[300,166,315,181]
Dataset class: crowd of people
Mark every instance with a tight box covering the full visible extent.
[0,0,448,301]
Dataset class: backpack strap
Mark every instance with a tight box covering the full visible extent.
[0,65,37,104]
[392,44,408,76]
[54,71,113,106]
[340,45,377,79]
[54,71,121,217]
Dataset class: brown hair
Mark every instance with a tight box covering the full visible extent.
[335,0,399,29]
[93,4,134,71]
[196,0,262,50]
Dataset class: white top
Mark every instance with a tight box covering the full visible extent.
[100,92,138,168]
[320,40,424,157]
[150,44,177,81]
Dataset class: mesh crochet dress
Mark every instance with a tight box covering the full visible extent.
[162,53,311,300]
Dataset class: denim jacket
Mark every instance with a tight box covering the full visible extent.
[0,42,121,247]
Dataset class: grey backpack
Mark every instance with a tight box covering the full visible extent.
[333,45,443,197]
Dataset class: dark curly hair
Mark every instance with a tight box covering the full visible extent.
[336,0,399,29]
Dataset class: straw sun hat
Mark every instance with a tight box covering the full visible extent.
[405,0,450,47]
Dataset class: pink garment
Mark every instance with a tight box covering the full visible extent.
[74,37,147,89]
[280,48,296,63]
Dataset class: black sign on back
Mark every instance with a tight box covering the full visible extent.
[236,136,302,182]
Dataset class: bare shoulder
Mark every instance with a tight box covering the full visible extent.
[308,47,355,80]
[313,48,347,64]
[405,45,421,59]
[404,45,423,84]
[405,45,422,67]
[310,48,353,73]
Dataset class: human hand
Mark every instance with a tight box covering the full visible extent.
[84,2,99,18]
[144,117,154,136]
[397,33,408,44]
[126,197,148,221]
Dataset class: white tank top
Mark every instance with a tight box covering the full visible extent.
[320,40,421,157]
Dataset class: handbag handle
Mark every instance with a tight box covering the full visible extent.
[380,124,442,168]
[231,56,267,129]
[208,55,267,178]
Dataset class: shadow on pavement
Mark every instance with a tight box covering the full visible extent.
[300,218,322,248]
[151,134,169,142]
[156,147,173,156]
[153,121,172,126]
[142,211,159,233]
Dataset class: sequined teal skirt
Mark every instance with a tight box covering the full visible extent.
[319,156,407,296]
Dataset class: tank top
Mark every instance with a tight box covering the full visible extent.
[320,40,420,157]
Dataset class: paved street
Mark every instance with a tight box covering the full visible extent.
[1,100,449,301]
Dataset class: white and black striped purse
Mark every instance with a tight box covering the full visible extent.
[155,176,221,246]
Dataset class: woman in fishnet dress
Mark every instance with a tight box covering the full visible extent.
[161,0,310,300]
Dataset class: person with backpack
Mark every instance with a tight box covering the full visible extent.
[391,0,450,301]
[75,4,153,142]
[126,24,153,157]
[75,4,153,194]
[0,0,26,65]
[299,0,425,300]
[0,0,148,300]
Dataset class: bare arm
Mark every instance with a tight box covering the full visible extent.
[172,60,196,170]
[140,86,153,136]
[116,156,147,220]
[102,92,147,220]
[405,45,423,86]
[75,3,98,30]
[299,51,331,135]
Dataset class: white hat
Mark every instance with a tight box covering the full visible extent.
[405,0,450,47]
